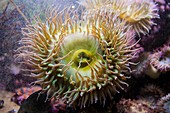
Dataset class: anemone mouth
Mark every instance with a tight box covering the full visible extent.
[159,54,170,67]
[59,33,104,82]
[72,49,93,68]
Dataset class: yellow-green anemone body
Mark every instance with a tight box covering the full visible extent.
[59,33,103,81]
[16,8,138,108]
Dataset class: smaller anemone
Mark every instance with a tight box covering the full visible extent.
[119,0,159,36]
[78,0,159,36]
[149,44,170,73]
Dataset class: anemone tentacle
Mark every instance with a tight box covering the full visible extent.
[78,0,159,36]
[149,44,170,72]
[16,7,139,108]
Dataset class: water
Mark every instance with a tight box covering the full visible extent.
[0,0,170,113]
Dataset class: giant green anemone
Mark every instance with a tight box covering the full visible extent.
[16,8,138,108]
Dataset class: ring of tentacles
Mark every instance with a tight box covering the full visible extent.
[16,9,137,108]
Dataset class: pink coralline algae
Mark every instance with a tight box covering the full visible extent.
[11,86,42,105]
[116,98,155,113]
[50,98,66,113]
